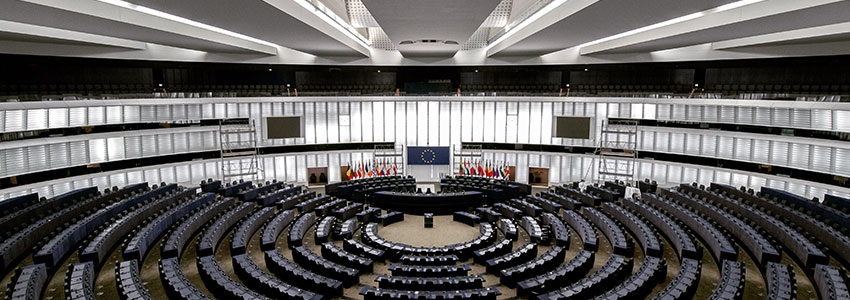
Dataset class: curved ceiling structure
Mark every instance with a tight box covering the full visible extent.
[0,0,848,65]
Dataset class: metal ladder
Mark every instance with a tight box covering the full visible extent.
[595,119,638,186]
[219,119,263,182]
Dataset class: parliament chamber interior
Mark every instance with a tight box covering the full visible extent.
[3,0,850,300]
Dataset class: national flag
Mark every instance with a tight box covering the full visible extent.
[477,161,484,177]
[487,161,496,178]
[504,164,511,179]
[499,162,506,178]
[499,162,505,178]
[392,161,398,175]
[346,167,352,180]
[487,162,493,178]
[462,160,468,175]
[458,160,464,175]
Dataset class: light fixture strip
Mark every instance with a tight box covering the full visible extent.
[95,0,281,48]
[296,0,373,48]
[575,0,766,49]
[486,0,560,45]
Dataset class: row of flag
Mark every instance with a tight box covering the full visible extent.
[457,159,511,179]
[346,159,399,180]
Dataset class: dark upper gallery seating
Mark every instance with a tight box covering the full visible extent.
[2,175,850,300]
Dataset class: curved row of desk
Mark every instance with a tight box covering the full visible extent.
[3,175,850,300]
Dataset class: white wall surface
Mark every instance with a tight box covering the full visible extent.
[2,96,850,201]
[2,149,848,202]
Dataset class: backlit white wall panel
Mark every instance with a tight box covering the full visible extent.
[2,97,850,197]
[0,127,221,178]
[481,150,850,201]
[416,101,428,145]
[2,98,849,181]
[638,126,850,178]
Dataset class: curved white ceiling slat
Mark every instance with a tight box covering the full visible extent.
[711,21,850,50]
[577,0,846,55]
[0,20,147,49]
[17,0,282,55]
[0,0,846,64]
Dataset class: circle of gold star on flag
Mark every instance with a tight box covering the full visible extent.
[420,149,436,163]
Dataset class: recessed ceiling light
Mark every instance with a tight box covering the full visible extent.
[576,0,766,50]
[95,0,281,48]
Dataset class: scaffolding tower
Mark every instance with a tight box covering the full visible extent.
[374,143,404,175]
[596,119,639,185]
[453,144,483,175]
[219,119,263,182]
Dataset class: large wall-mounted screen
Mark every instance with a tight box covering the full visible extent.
[553,116,592,139]
[266,116,303,139]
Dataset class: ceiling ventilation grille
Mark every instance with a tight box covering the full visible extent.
[346,0,395,50]
[346,0,380,27]
[462,0,512,50]
[368,27,396,50]
[481,0,512,28]
[462,27,491,50]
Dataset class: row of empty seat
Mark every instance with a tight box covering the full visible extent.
[3,176,849,300]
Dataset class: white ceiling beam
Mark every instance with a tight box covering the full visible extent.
[19,0,280,55]
[712,21,850,49]
[261,0,371,56]
[0,20,147,49]
[579,0,846,55]
[485,0,601,56]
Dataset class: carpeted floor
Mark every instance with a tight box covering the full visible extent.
[378,215,480,247]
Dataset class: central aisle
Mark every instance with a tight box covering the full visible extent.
[377,214,481,247]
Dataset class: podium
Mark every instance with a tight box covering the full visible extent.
[424,213,434,228]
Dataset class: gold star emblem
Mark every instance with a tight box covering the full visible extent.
[420,149,436,164]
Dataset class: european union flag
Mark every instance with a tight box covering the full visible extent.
[407,146,450,165]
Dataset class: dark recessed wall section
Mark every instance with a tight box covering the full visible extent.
[569,67,695,92]
[295,70,396,90]
[1,54,849,96]
[0,142,394,189]
[475,142,850,189]
[460,70,561,84]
